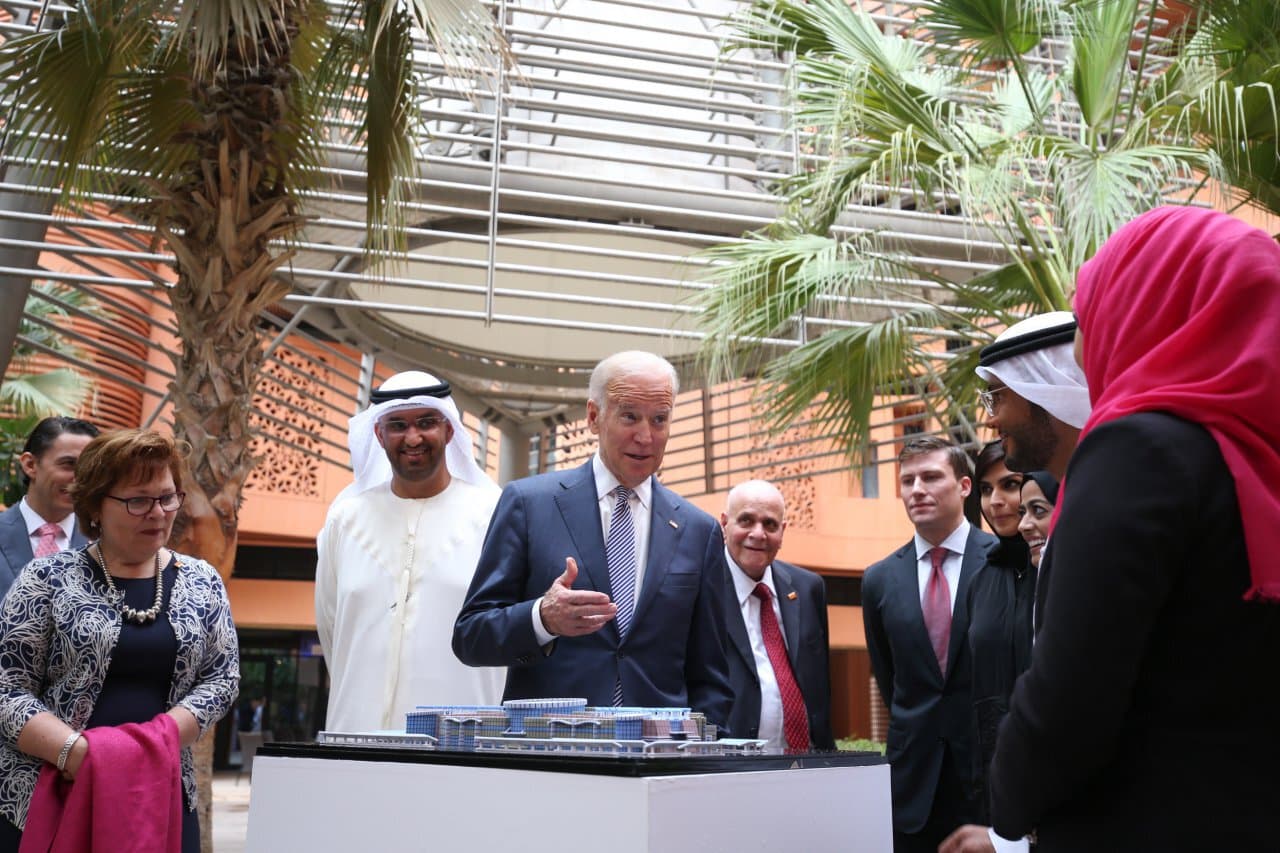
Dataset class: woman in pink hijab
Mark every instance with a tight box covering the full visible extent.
[987,206,1280,852]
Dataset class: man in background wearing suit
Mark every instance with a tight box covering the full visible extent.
[454,351,732,728]
[719,479,834,751]
[0,416,99,603]
[863,435,996,852]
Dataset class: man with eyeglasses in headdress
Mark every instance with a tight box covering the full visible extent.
[940,312,1091,853]
[315,371,504,733]
[975,311,1089,484]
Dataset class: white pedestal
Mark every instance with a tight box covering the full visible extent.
[246,753,892,852]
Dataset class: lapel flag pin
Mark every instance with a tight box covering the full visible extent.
[668,519,679,529]
[787,591,798,600]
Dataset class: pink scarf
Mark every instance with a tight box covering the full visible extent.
[21,713,184,853]
[1073,205,1280,602]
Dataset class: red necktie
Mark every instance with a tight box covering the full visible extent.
[33,522,61,558]
[923,546,951,676]
[752,583,811,752]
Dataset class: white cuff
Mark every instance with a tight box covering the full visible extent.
[531,596,556,646]
[988,827,1030,853]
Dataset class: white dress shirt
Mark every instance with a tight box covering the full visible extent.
[532,453,653,644]
[725,550,787,748]
[913,518,971,614]
[19,498,76,555]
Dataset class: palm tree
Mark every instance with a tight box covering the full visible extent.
[696,0,1230,463]
[1167,1,1280,220]
[0,1,507,847]
[1,0,507,567]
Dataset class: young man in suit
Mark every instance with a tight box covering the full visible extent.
[863,436,996,853]
[0,416,99,602]
[453,351,732,729]
[719,479,834,750]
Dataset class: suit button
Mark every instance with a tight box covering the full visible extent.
[617,652,626,659]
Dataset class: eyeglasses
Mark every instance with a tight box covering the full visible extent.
[105,492,186,516]
[978,387,1008,417]
[381,415,448,435]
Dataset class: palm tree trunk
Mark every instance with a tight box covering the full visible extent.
[157,8,304,851]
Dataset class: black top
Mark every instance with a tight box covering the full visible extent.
[964,534,1033,823]
[86,559,179,729]
[989,413,1280,851]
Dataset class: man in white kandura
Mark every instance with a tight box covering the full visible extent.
[316,371,504,732]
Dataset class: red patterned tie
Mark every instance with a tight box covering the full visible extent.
[923,546,951,676]
[33,522,61,558]
[752,583,811,752]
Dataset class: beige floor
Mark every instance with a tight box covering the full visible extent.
[212,771,251,853]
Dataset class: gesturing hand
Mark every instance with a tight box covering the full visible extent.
[939,824,998,853]
[539,557,617,637]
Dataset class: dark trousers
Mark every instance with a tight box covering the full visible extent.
[893,747,975,853]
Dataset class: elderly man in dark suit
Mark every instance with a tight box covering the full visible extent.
[0,416,99,602]
[719,479,833,751]
[863,435,996,853]
[453,351,732,728]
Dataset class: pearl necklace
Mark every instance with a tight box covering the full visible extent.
[94,543,165,625]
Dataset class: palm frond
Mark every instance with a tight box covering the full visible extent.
[167,0,290,76]
[1068,0,1141,134]
[918,0,1060,60]
[700,0,1232,460]
[0,9,158,201]
[753,305,951,466]
[339,0,422,263]
[0,369,91,418]
[401,0,513,87]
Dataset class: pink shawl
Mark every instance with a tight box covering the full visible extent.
[21,713,184,853]
[1073,205,1280,602]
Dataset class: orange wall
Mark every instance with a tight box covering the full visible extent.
[226,578,319,631]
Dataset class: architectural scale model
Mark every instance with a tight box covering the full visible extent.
[317,697,770,756]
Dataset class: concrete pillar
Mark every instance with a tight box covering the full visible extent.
[497,425,530,485]
[0,168,55,378]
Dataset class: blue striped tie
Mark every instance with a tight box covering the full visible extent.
[606,485,637,705]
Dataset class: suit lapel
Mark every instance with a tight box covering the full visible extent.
[553,462,611,598]
[895,544,941,679]
[0,509,33,583]
[70,521,88,549]
[773,563,804,670]
[632,480,684,625]
[722,559,757,680]
[944,528,989,681]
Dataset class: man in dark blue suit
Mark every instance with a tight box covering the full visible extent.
[0,416,99,603]
[863,436,996,853]
[718,479,834,751]
[453,352,732,728]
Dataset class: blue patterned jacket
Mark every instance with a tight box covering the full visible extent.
[0,547,240,829]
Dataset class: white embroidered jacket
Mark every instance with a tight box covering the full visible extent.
[0,547,239,829]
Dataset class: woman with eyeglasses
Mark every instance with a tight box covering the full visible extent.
[0,429,238,851]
